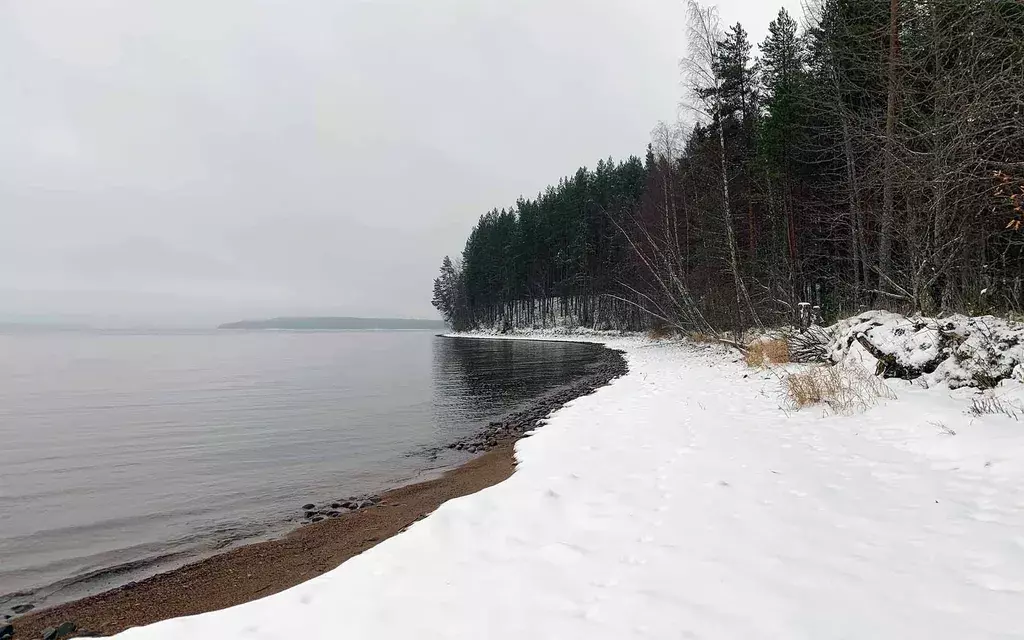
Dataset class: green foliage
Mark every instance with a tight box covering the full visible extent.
[758,8,809,174]
[716,22,759,127]
[436,157,648,330]
[432,256,470,331]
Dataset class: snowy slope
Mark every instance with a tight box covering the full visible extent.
[114,336,1024,639]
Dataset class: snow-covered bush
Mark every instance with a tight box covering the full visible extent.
[826,311,1024,389]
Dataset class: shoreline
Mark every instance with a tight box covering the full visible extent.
[9,339,627,639]
[11,446,519,639]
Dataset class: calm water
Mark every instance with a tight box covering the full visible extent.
[0,330,606,614]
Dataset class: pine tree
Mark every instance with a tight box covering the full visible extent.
[715,22,759,129]
[431,256,468,330]
[758,8,810,300]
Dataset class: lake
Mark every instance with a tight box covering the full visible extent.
[0,330,607,615]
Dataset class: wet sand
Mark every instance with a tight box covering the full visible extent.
[11,443,517,639]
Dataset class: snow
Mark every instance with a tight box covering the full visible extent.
[112,334,1024,639]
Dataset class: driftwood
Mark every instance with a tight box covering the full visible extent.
[718,338,748,353]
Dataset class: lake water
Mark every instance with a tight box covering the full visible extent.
[0,330,606,615]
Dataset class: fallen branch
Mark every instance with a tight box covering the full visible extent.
[718,338,749,353]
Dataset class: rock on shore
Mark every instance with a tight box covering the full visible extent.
[447,348,628,454]
[298,495,382,524]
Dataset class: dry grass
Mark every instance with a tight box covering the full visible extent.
[968,394,1022,421]
[783,363,896,414]
[745,338,790,367]
[647,324,677,340]
[685,331,721,344]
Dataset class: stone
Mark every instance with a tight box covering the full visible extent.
[42,627,57,640]
[11,605,33,615]
[55,622,77,638]
[311,516,324,523]
[302,503,315,510]
[0,623,12,640]
[331,503,342,509]
[341,501,356,509]
[304,511,316,519]
[327,510,341,517]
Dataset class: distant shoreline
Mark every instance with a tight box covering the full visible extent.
[218,316,446,331]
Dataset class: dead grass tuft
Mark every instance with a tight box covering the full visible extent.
[968,394,1022,421]
[783,363,896,414]
[647,324,677,340]
[745,338,790,367]
[686,331,721,344]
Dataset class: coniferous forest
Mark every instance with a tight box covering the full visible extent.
[433,0,1024,333]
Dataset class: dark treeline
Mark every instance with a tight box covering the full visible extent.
[435,0,1024,333]
[432,158,650,331]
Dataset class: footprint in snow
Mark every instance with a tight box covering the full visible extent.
[968,573,1024,593]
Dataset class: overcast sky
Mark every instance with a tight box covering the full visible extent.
[0,0,801,325]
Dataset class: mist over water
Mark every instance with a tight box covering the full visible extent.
[0,330,605,615]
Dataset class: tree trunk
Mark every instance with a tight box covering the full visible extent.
[877,0,901,290]
[840,110,868,308]
[716,108,760,331]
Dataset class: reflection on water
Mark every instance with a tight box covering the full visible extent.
[432,337,605,430]
[0,331,605,615]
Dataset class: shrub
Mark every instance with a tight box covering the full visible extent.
[783,363,896,414]
[745,338,790,367]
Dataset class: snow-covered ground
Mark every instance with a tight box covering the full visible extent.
[114,335,1024,639]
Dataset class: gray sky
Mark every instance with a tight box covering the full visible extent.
[0,0,800,325]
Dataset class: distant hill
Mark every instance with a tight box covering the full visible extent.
[218,316,447,331]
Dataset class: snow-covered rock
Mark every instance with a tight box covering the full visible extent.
[826,311,1024,389]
